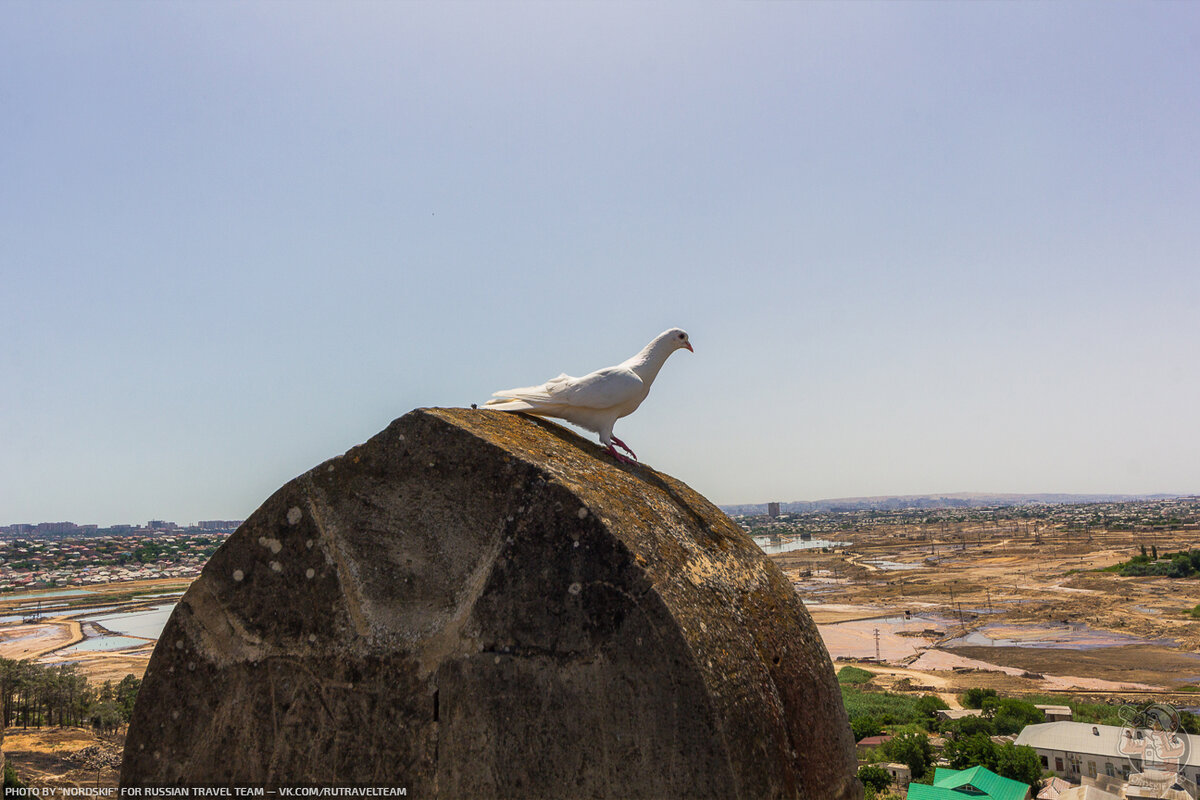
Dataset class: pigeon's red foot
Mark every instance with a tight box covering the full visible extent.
[611,436,638,461]
[605,444,635,464]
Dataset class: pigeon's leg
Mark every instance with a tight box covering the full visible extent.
[604,443,635,464]
[610,435,638,461]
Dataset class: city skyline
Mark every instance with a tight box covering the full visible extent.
[4,2,1198,523]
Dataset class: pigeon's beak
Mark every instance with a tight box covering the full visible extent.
[684,342,694,353]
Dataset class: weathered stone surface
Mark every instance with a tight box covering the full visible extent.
[121,408,860,798]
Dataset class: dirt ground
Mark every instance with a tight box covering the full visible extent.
[770,521,1200,698]
[2,726,123,788]
[0,621,80,661]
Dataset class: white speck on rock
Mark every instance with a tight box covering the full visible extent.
[270,561,282,572]
[233,569,244,582]
[258,536,282,554]
[568,582,582,596]
[306,539,314,549]
[287,507,302,525]
[573,541,579,548]
[175,640,184,649]
[305,568,315,579]
[576,507,588,519]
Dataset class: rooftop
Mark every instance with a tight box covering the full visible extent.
[1015,722,1200,768]
[907,765,1030,800]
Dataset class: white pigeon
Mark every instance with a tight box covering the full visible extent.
[485,328,694,463]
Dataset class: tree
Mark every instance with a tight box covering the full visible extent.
[115,674,141,720]
[852,716,883,742]
[879,727,933,779]
[915,694,949,727]
[984,697,1045,735]
[857,764,892,794]
[994,742,1044,787]
[942,714,995,739]
[88,700,123,734]
[945,732,998,771]
[960,688,997,709]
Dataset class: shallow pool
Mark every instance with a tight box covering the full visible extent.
[60,635,152,653]
[753,538,850,555]
[944,622,1178,650]
[84,603,175,639]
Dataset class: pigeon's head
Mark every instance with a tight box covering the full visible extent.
[666,328,693,353]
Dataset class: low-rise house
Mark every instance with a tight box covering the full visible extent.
[907,765,1031,800]
[938,708,986,722]
[1016,722,1200,788]
[856,734,892,758]
[881,762,911,788]
[1036,705,1074,723]
[1037,776,1072,799]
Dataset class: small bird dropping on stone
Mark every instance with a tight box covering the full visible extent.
[484,328,693,464]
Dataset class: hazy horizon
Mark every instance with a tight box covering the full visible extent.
[5,488,1197,530]
[4,2,1198,524]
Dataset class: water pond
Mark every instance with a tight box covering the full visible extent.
[85,603,175,639]
[863,559,924,571]
[753,537,850,555]
[61,635,152,653]
[944,622,1177,650]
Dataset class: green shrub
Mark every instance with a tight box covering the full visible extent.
[4,762,24,789]
[857,764,892,793]
[878,727,933,779]
[842,686,942,728]
[852,715,884,742]
[838,665,876,685]
[960,687,997,709]
[982,697,1045,734]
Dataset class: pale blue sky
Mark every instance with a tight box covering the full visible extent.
[3,2,1198,525]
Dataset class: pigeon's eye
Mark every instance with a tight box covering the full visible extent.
[678,333,685,339]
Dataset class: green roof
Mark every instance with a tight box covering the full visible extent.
[905,766,1029,800]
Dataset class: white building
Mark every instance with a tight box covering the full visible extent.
[1016,722,1200,787]
[1035,705,1074,723]
[881,762,911,788]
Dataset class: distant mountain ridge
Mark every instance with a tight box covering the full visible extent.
[720,492,1189,516]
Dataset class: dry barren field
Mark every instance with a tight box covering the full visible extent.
[769,519,1200,702]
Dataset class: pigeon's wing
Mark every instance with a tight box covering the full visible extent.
[490,367,642,410]
[549,366,643,409]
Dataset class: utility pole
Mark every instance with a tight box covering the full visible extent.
[874,627,881,662]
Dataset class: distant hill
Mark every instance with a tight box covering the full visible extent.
[720,493,1186,516]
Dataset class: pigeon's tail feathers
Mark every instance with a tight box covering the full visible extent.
[483,397,541,412]
[488,374,572,404]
